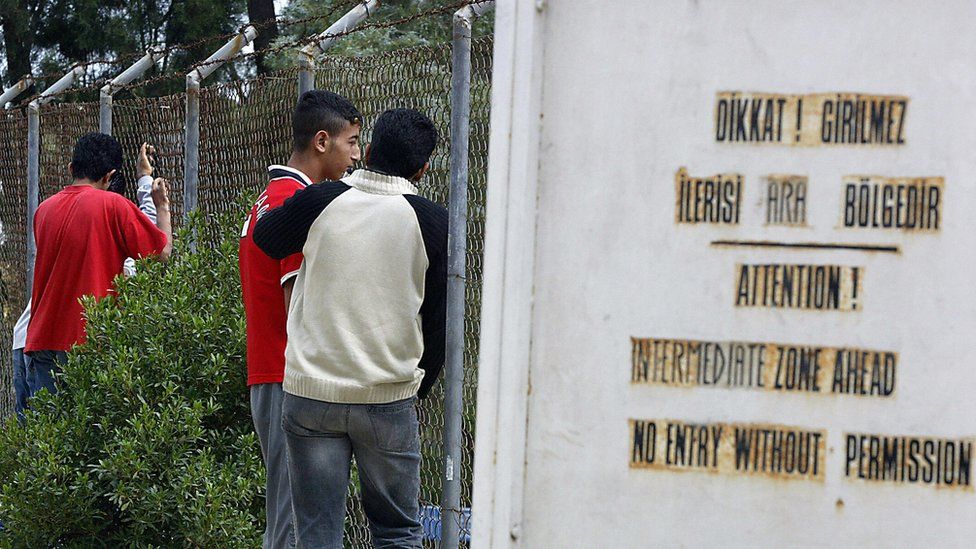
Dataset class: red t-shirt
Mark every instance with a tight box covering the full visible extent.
[26,185,167,352]
[239,166,308,385]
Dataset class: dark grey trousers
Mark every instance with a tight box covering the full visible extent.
[281,393,422,549]
[251,382,296,549]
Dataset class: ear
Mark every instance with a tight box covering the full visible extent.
[67,162,75,178]
[99,169,117,190]
[313,130,331,153]
[363,143,371,165]
[410,162,430,183]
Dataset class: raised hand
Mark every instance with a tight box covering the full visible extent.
[137,142,156,178]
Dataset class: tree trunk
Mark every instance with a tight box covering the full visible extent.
[247,0,278,75]
[0,0,34,87]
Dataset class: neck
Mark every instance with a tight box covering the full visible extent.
[366,165,420,183]
[365,165,395,177]
[346,168,418,196]
[70,178,100,189]
[287,151,325,183]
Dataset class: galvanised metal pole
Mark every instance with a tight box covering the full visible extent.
[441,2,493,547]
[183,76,201,217]
[26,66,84,298]
[298,52,315,98]
[26,104,39,299]
[297,0,379,99]
[99,49,165,135]
[183,25,257,219]
[0,77,33,109]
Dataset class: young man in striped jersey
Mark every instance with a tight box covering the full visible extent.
[239,90,362,549]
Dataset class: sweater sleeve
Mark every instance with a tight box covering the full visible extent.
[135,175,157,223]
[404,195,448,399]
[253,182,349,260]
[123,175,158,278]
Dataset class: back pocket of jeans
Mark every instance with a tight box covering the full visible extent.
[367,400,419,453]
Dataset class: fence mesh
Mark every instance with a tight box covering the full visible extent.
[38,103,100,202]
[114,93,189,218]
[0,36,492,546]
[0,111,29,417]
[197,70,298,221]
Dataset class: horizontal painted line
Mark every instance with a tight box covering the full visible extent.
[711,240,900,253]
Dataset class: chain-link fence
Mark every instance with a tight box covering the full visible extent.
[0,111,29,418]
[0,36,491,546]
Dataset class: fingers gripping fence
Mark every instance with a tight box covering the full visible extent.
[0,33,493,549]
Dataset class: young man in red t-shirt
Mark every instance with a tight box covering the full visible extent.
[25,132,172,399]
[239,90,361,549]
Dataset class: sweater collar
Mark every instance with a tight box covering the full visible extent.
[342,169,417,196]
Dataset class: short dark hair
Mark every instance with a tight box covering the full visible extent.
[366,108,438,179]
[293,90,362,151]
[70,132,123,181]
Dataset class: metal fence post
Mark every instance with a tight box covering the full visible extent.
[296,0,379,99]
[26,66,84,298]
[183,25,258,219]
[183,75,201,217]
[298,52,316,98]
[26,104,39,299]
[99,49,165,135]
[441,2,494,547]
[98,92,111,136]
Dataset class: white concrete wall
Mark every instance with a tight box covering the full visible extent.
[473,1,976,547]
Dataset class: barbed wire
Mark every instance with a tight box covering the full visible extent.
[14,0,491,105]
[16,0,362,85]
[17,0,362,84]
[239,0,491,63]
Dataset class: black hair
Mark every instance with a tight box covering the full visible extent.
[107,171,128,195]
[366,108,438,179]
[293,90,362,151]
[70,132,123,182]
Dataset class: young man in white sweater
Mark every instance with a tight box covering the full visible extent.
[253,108,446,548]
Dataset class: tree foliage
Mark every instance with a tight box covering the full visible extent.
[270,0,492,68]
[1,0,491,94]
[0,210,264,547]
[0,0,253,94]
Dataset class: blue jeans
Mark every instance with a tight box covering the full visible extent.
[12,349,29,420]
[281,393,422,549]
[25,350,67,400]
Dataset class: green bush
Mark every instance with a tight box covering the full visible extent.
[0,211,264,547]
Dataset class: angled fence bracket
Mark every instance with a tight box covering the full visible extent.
[183,25,258,219]
[99,49,165,134]
[297,0,380,98]
[0,77,33,109]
